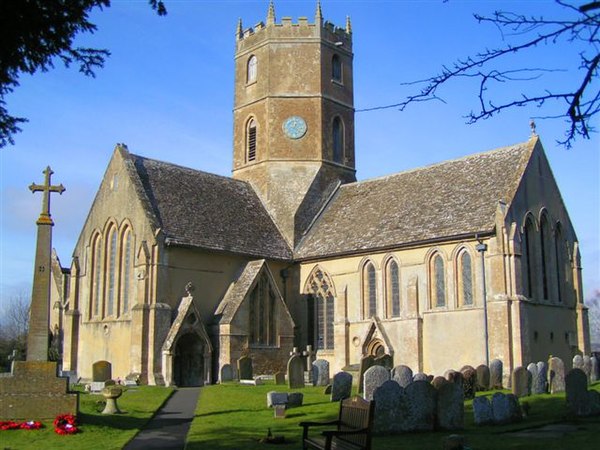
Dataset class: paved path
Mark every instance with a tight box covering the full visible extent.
[124,387,201,450]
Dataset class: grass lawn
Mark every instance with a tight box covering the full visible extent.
[186,382,600,450]
[1,385,173,450]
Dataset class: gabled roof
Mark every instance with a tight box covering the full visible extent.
[295,139,536,260]
[127,154,292,260]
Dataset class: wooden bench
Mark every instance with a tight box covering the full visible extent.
[299,395,375,450]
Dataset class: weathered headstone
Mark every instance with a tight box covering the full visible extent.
[548,356,566,394]
[267,391,288,408]
[491,392,510,424]
[462,368,477,400]
[238,356,253,380]
[358,355,374,394]
[536,361,548,394]
[436,381,464,430]
[363,365,390,401]
[93,360,112,382]
[312,359,330,386]
[490,359,503,389]
[288,392,304,408]
[274,371,285,385]
[331,371,353,402]
[302,345,317,383]
[413,372,428,382]
[472,396,493,425]
[588,390,600,416]
[287,355,305,389]
[507,394,522,423]
[373,380,406,434]
[475,364,490,391]
[591,356,600,383]
[374,354,393,370]
[565,368,591,417]
[432,376,448,390]
[573,354,584,370]
[324,384,332,395]
[220,364,233,382]
[582,356,592,384]
[445,370,463,389]
[527,363,542,395]
[460,365,475,373]
[511,366,530,398]
[405,380,437,431]
[392,365,413,388]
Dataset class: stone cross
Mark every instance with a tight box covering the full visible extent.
[27,166,65,361]
[303,345,317,382]
[289,347,301,358]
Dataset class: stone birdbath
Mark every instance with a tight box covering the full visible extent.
[101,385,123,414]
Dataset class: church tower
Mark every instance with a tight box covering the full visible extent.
[232,1,356,246]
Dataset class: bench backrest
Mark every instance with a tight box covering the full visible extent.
[337,396,374,449]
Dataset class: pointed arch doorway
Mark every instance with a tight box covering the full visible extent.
[173,333,205,387]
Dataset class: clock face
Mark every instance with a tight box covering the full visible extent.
[282,116,307,139]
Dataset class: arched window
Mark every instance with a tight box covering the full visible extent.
[90,233,102,319]
[522,217,535,298]
[120,227,133,315]
[106,225,118,317]
[246,118,257,162]
[458,250,473,306]
[385,259,400,317]
[306,268,335,350]
[554,224,568,304]
[248,273,277,346]
[430,253,446,307]
[540,214,552,300]
[332,117,343,163]
[247,55,257,83]
[332,54,342,82]
[363,262,377,318]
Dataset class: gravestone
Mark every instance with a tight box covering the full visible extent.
[405,380,437,431]
[573,354,584,370]
[462,368,477,400]
[358,355,374,394]
[373,380,406,434]
[548,356,566,394]
[302,346,317,383]
[565,368,591,417]
[511,366,530,398]
[591,356,599,383]
[527,363,543,395]
[267,391,288,408]
[490,359,503,389]
[312,359,330,386]
[363,365,390,401]
[589,390,600,416]
[331,371,353,402]
[413,372,428,382]
[436,380,464,430]
[475,364,490,391]
[392,365,413,388]
[220,364,233,382]
[460,365,475,373]
[324,384,332,395]
[445,370,463,389]
[237,356,253,380]
[432,376,448,390]
[287,355,305,389]
[288,392,304,407]
[274,371,285,385]
[507,394,522,423]
[582,356,592,384]
[536,361,548,394]
[374,354,393,370]
[472,396,493,425]
[491,392,511,424]
[93,360,112,382]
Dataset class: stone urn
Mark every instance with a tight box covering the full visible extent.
[101,385,123,414]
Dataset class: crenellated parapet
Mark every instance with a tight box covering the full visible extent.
[236,1,352,54]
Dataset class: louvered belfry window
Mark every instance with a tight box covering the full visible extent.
[247,119,257,162]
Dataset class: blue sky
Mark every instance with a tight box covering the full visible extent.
[1,0,598,304]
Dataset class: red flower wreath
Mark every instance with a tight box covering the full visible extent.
[20,420,43,430]
[0,421,19,430]
[53,414,78,435]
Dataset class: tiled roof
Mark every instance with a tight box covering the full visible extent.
[214,259,265,323]
[295,139,535,259]
[129,155,292,259]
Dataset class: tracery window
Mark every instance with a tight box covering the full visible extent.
[458,250,473,306]
[385,259,400,318]
[307,268,335,350]
[430,253,446,308]
[540,214,552,300]
[248,273,277,346]
[247,55,257,83]
[332,54,342,82]
[246,118,257,162]
[91,233,102,319]
[522,217,535,298]
[332,117,343,163]
[362,262,377,318]
[106,225,118,317]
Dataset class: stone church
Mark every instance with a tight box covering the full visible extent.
[51,2,590,386]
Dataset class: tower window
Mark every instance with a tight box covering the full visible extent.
[332,54,342,82]
[332,117,343,163]
[247,55,257,84]
[246,119,257,162]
